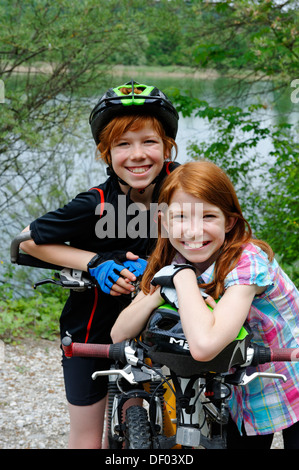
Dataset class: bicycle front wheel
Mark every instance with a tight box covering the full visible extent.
[125,405,152,449]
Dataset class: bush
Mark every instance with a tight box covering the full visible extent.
[0,290,66,343]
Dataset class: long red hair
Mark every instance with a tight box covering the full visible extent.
[141,160,273,298]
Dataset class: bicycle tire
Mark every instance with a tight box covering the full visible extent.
[125,405,152,449]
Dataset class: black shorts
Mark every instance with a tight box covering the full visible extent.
[61,353,112,406]
[59,290,129,406]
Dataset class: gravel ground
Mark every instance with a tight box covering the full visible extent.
[0,338,69,449]
[0,338,283,450]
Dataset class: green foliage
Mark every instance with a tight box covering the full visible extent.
[1,262,68,342]
[191,0,299,85]
[0,0,153,223]
[254,124,299,262]
[280,259,299,290]
[168,88,299,265]
[0,287,67,342]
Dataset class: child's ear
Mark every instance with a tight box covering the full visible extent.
[164,148,170,160]
[225,216,236,233]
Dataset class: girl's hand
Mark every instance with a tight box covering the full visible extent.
[109,252,147,296]
[149,284,163,301]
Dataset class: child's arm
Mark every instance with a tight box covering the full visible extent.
[110,288,164,343]
[20,226,137,296]
[20,226,95,270]
[173,268,262,362]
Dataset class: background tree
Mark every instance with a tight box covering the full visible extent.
[0,0,298,339]
[165,0,299,266]
[189,0,299,97]
[0,0,153,299]
[0,0,150,232]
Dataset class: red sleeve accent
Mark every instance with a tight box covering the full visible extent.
[165,162,171,174]
[89,187,105,217]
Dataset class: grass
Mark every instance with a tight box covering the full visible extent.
[0,290,66,343]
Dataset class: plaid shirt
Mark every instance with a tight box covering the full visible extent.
[175,243,299,435]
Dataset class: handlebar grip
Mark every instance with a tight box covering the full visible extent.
[271,348,299,362]
[62,339,110,358]
[10,231,33,263]
[16,253,63,270]
[11,231,63,270]
[61,337,126,362]
[252,344,299,365]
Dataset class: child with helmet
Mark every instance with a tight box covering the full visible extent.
[20,80,180,448]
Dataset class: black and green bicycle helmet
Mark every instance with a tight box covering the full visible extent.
[89,79,179,145]
[142,303,188,355]
[142,303,253,376]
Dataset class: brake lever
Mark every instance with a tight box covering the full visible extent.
[225,368,287,386]
[239,371,287,386]
[34,268,95,291]
[92,365,138,384]
[58,268,95,289]
[34,278,60,288]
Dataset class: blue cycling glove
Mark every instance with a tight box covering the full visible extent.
[123,258,147,276]
[88,253,147,295]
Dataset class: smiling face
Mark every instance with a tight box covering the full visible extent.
[110,123,169,192]
[162,190,236,271]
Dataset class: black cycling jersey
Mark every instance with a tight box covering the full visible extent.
[30,161,180,344]
[30,160,179,405]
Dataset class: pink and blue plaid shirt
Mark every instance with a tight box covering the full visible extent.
[175,243,299,435]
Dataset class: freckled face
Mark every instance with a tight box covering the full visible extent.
[110,124,168,190]
[162,190,235,269]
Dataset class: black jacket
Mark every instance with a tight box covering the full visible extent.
[30,161,180,343]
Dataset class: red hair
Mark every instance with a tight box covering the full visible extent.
[97,115,177,166]
[141,160,273,298]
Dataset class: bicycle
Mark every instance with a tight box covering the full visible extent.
[10,231,299,449]
[61,308,299,449]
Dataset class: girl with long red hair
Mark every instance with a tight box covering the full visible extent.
[111,160,299,449]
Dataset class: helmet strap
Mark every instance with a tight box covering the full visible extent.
[106,166,160,195]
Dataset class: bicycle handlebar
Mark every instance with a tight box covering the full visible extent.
[61,337,299,367]
[10,231,63,271]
